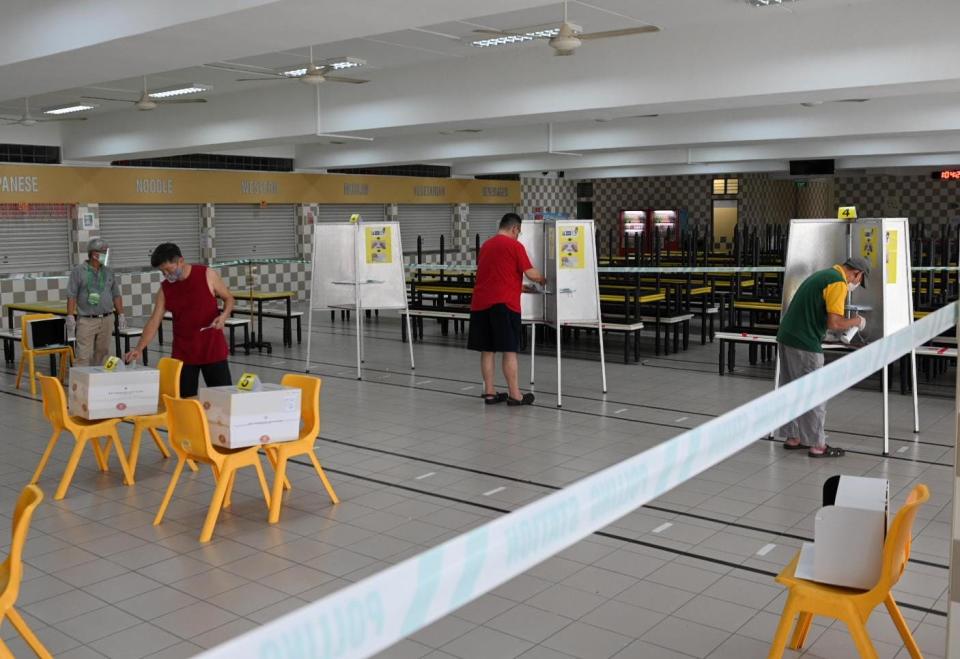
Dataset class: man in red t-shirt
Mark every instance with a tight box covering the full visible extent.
[468,213,546,406]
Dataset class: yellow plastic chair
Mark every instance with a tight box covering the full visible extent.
[767,484,930,659]
[0,485,50,659]
[15,313,73,397]
[31,375,133,500]
[123,357,198,482]
[154,395,271,543]
[260,374,339,523]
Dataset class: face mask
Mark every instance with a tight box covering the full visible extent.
[848,281,860,292]
[164,267,183,283]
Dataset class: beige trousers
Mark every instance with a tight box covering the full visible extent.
[76,316,113,366]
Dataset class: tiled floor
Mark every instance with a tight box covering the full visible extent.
[0,313,952,658]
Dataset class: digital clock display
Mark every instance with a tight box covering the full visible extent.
[934,170,960,180]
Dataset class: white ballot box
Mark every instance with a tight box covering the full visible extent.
[200,384,301,449]
[68,366,160,420]
[795,475,889,589]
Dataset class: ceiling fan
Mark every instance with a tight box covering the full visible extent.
[234,47,368,85]
[473,0,659,56]
[0,99,88,126]
[83,77,208,111]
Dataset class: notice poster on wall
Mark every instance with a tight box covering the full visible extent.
[365,226,392,264]
[558,224,585,270]
[886,230,898,284]
[860,227,878,271]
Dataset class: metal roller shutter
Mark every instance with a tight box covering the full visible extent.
[0,203,71,273]
[397,204,453,252]
[314,204,385,224]
[99,204,201,267]
[469,205,515,243]
[215,204,296,260]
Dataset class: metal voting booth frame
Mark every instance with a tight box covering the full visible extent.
[521,219,607,407]
[305,220,415,379]
[778,218,917,455]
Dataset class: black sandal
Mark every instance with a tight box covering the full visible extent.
[809,445,845,458]
[783,441,810,450]
[483,393,508,405]
[507,393,535,406]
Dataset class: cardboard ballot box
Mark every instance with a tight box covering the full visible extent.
[199,384,301,449]
[795,475,889,590]
[68,366,160,420]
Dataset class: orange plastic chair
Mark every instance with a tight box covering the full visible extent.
[0,486,50,659]
[260,374,339,523]
[767,484,930,659]
[154,395,271,543]
[123,357,198,482]
[31,375,133,500]
[15,313,73,397]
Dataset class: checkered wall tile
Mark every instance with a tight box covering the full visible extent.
[521,177,577,218]
[297,204,315,259]
[796,179,834,218]
[835,173,960,237]
[739,174,795,226]
[200,204,215,263]
[73,203,99,267]
[593,175,715,239]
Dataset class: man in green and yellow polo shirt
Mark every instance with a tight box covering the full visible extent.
[776,256,870,458]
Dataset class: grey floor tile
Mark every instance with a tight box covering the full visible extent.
[88,622,182,659]
[410,617,475,649]
[118,586,198,620]
[580,600,665,638]
[542,621,633,659]
[441,626,533,659]
[525,584,606,620]
[153,600,237,639]
[25,589,107,625]
[642,616,731,658]
[57,605,142,644]
[485,603,572,643]
[207,582,288,616]
[673,594,757,632]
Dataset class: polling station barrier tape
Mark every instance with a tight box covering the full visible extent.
[404,264,786,273]
[201,302,959,659]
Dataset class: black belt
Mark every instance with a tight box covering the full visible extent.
[80,313,112,318]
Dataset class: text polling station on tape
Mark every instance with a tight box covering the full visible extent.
[200,302,958,659]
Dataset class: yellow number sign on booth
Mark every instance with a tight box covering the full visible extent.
[838,206,858,220]
[237,373,258,391]
[103,356,121,372]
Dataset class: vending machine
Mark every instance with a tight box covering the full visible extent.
[618,209,648,255]
[649,209,681,252]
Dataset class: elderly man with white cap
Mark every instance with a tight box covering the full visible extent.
[776,255,871,458]
[66,237,126,366]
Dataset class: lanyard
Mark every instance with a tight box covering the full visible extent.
[86,263,105,293]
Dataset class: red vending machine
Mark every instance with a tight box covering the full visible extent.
[649,209,681,252]
[618,209,648,256]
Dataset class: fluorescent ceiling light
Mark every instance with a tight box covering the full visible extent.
[281,57,366,77]
[43,103,97,115]
[746,0,796,5]
[472,28,559,48]
[148,84,212,98]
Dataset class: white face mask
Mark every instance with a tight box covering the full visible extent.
[848,281,860,292]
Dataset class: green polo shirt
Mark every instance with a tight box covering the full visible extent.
[777,265,848,353]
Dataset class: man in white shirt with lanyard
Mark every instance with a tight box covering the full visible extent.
[66,238,126,366]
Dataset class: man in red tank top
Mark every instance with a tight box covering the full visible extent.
[125,243,235,398]
[468,214,545,406]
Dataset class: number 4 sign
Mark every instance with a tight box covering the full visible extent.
[838,206,858,220]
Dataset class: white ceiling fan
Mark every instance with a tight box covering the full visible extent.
[473,0,659,56]
[234,46,368,86]
[83,77,208,111]
[1,99,88,126]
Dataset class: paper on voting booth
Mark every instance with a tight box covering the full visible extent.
[795,475,888,590]
[68,366,160,419]
[199,384,301,449]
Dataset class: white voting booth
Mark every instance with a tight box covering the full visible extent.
[306,220,415,379]
[520,219,606,407]
[780,218,917,454]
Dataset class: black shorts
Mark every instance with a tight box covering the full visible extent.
[468,304,522,353]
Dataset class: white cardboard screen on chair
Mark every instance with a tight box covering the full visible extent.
[200,384,301,449]
[68,367,159,420]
